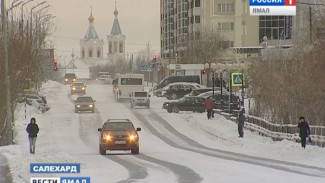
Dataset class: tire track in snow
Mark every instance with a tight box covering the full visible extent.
[131,109,325,178]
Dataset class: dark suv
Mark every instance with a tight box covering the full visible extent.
[70,82,86,94]
[98,119,141,155]
[163,96,205,113]
[64,73,76,85]
[74,96,96,113]
[162,83,200,100]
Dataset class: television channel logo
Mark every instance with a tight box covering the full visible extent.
[250,0,296,16]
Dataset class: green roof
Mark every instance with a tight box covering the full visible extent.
[110,18,122,36]
[84,25,100,40]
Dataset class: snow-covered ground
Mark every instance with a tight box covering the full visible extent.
[1,78,325,182]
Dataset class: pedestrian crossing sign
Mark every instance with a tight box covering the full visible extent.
[231,73,245,87]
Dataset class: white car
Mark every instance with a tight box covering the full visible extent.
[96,74,112,84]
[130,91,150,109]
[30,98,50,112]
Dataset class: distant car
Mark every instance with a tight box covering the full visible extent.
[64,73,76,85]
[98,119,141,155]
[70,82,86,94]
[25,94,47,106]
[162,82,201,100]
[162,96,205,113]
[130,91,150,109]
[96,74,112,84]
[74,96,96,113]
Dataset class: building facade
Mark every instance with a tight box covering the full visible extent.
[80,9,104,61]
[107,3,126,64]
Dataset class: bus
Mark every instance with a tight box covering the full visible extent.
[113,73,144,100]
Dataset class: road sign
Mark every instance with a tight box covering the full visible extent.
[231,73,245,87]
[140,65,152,72]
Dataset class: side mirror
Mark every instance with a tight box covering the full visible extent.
[84,86,87,88]
[136,128,141,131]
[70,86,72,87]
[98,128,102,132]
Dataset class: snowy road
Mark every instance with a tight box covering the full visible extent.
[1,81,325,183]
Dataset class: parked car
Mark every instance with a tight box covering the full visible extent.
[74,96,96,113]
[70,82,86,94]
[25,93,47,106]
[30,98,50,111]
[187,87,223,96]
[162,96,205,113]
[98,119,141,155]
[162,82,201,100]
[198,91,240,110]
[64,73,76,85]
[130,91,150,109]
[153,75,200,96]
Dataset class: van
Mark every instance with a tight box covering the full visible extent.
[153,75,200,97]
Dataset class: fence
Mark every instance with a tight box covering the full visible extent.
[214,109,325,147]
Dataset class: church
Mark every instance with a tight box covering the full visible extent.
[79,2,126,65]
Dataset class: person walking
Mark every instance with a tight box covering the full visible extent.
[204,97,214,119]
[298,116,310,149]
[26,117,39,154]
[237,108,245,138]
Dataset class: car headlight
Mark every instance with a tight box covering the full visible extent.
[82,87,85,90]
[77,105,80,108]
[89,104,93,108]
[73,79,76,81]
[65,79,68,81]
[105,135,111,141]
[166,103,169,107]
[129,134,137,141]
[72,87,76,90]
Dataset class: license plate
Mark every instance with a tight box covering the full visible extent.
[115,140,126,144]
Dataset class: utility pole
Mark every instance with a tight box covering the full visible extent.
[1,0,13,144]
[309,6,312,42]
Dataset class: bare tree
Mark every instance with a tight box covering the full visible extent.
[184,27,224,86]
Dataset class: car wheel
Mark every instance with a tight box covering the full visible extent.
[173,107,180,113]
[170,93,178,100]
[167,108,173,113]
[131,146,139,154]
[99,144,106,155]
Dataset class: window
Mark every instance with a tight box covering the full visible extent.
[119,42,123,53]
[221,41,234,48]
[214,1,234,15]
[194,15,200,24]
[114,42,117,53]
[89,49,93,57]
[195,0,200,7]
[97,50,100,58]
[218,22,234,31]
[82,49,85,58]
[259,16,292,41]
[120,78,142,85]
[109,42,112,53]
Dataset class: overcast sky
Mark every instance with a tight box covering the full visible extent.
[37,0,160,61]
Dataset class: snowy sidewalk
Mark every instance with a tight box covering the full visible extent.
[0,153,13,183]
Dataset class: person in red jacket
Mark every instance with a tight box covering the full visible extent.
[204,97,214,119]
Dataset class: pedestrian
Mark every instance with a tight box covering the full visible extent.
[204,97,214,119]
[297,116,310,149]
[26,117,39,154]
[237,108,245,138]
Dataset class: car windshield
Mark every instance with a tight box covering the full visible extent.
[36,99,43,104]
[73,83,84,86]
[76,97,93,102]
[134,92,147,97]
[104,122,135,131]
[65,74,76,78]
[99,75,109,78]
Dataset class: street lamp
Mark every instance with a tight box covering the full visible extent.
[30,1,47,38]
[7,0,23,28]
[21,0,33,33]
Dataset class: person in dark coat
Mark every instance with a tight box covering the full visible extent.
[26,117,39,154]
[298,116,310,148]
[237,108,245,138]
[204,97,214,119]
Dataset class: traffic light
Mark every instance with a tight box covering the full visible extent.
[153,55,157,62]
[53,59,58,71]
[202,69,207,74]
